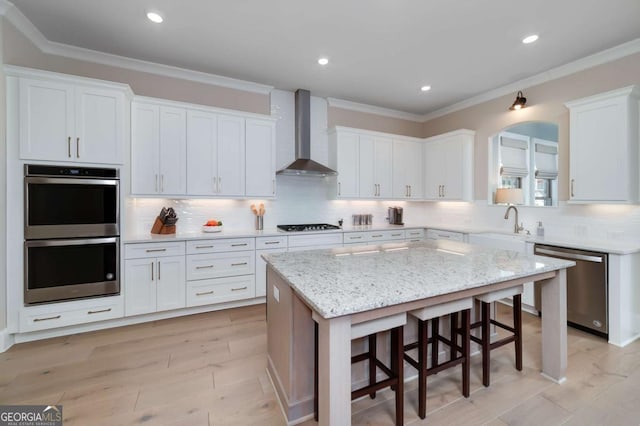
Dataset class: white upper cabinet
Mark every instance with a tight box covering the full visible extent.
[359,136,393,198]
[131,102,186,195]
[392,139,423,199]
[423,129,474,201]
[332,131,360,198]
[566,86,639,203]
[186,109,218,195]
[217,115,246,197]
[245,118,276,197]
[19,75,126,164]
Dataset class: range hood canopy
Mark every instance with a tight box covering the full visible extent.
[276,89,338,177]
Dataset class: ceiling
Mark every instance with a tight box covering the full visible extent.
[10,0,640,115]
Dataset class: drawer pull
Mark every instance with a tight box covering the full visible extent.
[196,265,214,269]
[264,241,280,245]
[439,235,451,239]
[88,308,112,315]
[231,262,248,267]
[349,236,362,240]
[231,243,248,247]
[195,245,214,249]
[34,315,61,322]
[146,248,167,253]
[372,235,383,238]
[391,233,402,237]
[231,286,248,292]
[196,290,214,296]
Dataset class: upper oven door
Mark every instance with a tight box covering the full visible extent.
[25,176,119,239]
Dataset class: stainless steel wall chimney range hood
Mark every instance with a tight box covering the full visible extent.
[276,89,338,177]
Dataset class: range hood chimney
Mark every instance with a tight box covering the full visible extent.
[276,89,338,176]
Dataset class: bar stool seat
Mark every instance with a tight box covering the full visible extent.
[403,298,472,419]
[472,285,523,387]
[314,312,407,425]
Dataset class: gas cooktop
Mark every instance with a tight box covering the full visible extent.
[277,223,341,232]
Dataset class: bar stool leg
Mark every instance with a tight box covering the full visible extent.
[314,322,319,421]
[462,309,470,397]
[514,295,523,371]
[393,326,404,426]
[369,334,377,398]
[482,302,491,387]
[418,319,428,419]
[431,317,439,369]
[450,312,458,361]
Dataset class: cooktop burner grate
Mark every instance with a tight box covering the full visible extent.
[277,223,341,232]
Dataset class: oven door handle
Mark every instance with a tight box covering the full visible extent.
[25,177,119,186]
[25,237,119,247]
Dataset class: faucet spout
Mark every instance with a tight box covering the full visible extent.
[504,205,521,234]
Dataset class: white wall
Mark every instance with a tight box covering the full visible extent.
[0,18,7,332]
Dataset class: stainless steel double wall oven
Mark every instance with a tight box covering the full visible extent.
[24,164,120,304]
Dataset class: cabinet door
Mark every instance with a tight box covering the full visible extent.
[245,119,276,197]
[255,248,286,298]
[19,78,75,162]
[217,115,246,196]
[159,106,187,195]
[359,135,376,197]
[124,258,156,316]
[423,141,443,200]
[75,86,125,164]
[442,138,464,200]
[131,102,160,194]
[156,255,186,312]
[336,132,359,198]
[374,137,393,198]
[570,99,627,201]
[406,141,424,199]
[393,140,423,199]
[186,109,218,195]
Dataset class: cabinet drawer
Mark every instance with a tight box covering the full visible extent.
[368,230,405,242]
[288,233,343,248]
[20,298,124,332]
[186,238,255,254]
[125,241,185,259]
[187,275,256,307]
[256,236,287,249]
[426,229,464,242]
[343,232,368,243]
[187,250,255,281]
[406,228,425,241]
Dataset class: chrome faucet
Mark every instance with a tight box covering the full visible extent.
[504,205,524,234]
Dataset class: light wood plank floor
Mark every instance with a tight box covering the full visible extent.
[2,303,639,425]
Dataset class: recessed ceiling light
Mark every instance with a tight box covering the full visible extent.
[318,57,329,66]
[147,12,164,23]
[522,34,539,44]
[420,85,431,92]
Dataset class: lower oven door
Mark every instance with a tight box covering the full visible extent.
[25,237,120,305]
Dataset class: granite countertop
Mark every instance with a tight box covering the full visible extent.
[263,240,575,319]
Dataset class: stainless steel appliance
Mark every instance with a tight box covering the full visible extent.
[277,223,341,232]
[387,207,404,225]
[24,164,120,305]
[534,244,608,338]
[25,164,119,239]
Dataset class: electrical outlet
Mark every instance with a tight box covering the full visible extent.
[273,285,280,302]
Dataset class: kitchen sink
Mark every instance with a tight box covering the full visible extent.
[468,232,530,252]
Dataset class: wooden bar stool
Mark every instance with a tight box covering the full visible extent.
[314,312,406,425]
[471,285,523,387]
[403,298,472,419]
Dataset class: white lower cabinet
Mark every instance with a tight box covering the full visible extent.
[20,297,124,333]
[425,229,466,242]
[124,242,186,316]
[255,236,288,298]
[187,275,255,307]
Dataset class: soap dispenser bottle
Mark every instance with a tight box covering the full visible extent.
[536,221,545,238]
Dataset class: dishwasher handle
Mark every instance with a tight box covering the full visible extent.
[535,247,604,263]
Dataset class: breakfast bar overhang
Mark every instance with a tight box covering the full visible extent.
[264,240,575,425]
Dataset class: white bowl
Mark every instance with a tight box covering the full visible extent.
[202,225,223,233]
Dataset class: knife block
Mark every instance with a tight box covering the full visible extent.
[150,216,176,234]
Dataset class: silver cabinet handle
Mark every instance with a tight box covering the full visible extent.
[161,174,164,192]
[571,179,575,197]
[406,185,409,197]
[371,234,383,238]
[409,185,412,197]
[391,233,402,237]
[213,177,217,193]
[231,243,247,247]
[158,261,161,280]
[218,176,222,193]
[442,185,445,197]
[196,265,214,269]
[155,174,158,192]
[34,315,61,322]
[264,241,280,245]
[76,137,80,158]
[196,290,214,296]
[338,182,341,196]
[195,245,214,249]
[151,262,154,280]
[146,248,167,253]
[231,286,248,292]
[272,179,275,195]
[88,308,112,315]
[348,236,362,240]
[68,136,72,158]
[231,262,248,266]
[439,234,451,239]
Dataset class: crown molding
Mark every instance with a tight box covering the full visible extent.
[327,97,424,122]
[421,37,640,122]
[0,0,273,95]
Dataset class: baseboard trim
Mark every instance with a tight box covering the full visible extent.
[0,328,15,353]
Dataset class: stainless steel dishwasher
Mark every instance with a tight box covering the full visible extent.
[534,244,608,338]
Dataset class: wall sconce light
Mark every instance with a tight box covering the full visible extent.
[509,90,527,110]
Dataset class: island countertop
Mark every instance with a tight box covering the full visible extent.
[263,240,575,319]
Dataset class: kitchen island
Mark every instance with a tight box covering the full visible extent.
[264,240,575,425]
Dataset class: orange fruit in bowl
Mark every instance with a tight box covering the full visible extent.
[205,219,218,226]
